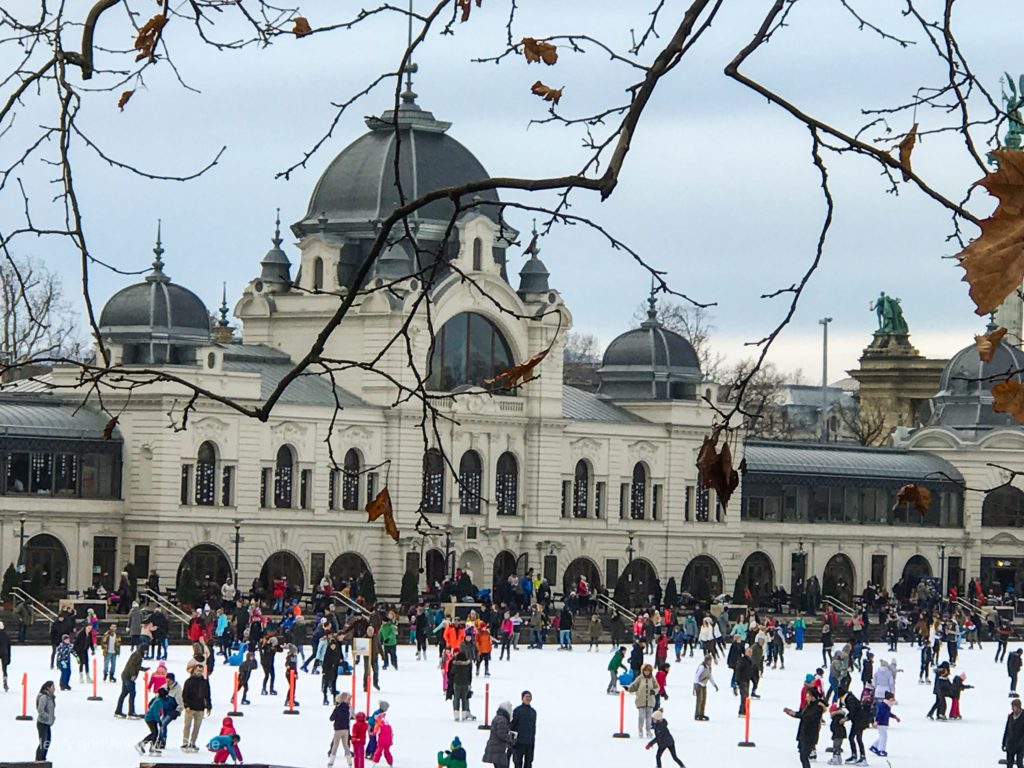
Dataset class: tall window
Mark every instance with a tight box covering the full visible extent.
[195,441,217,506]
[300,469,313,509]
[426,312,515,391]
[695,478,710,522]
[422,449,445,514]
[180,464,192,505]
[495,452,518,516]
[342,449,361,510]
[472,238,483,271]
[982,485,1024,527]
[630,463,647,520]
[595,481,605,519]
[274,445,295,508]
[572,460,590,518]
[459,450,482,515]
[221,465,234,506]
[313,257,324,290]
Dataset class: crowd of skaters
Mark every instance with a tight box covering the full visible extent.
[8,569,1024,766]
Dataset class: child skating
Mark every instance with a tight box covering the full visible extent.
[206,734,243,765]
[437,735,468,768]
[828,703,846,765]
[351,711,368,768]
[870,691,900,758]
[645,709,685,767]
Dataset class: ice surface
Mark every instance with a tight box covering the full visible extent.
[0,641,1012,767]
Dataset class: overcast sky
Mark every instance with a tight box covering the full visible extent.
[5,0,1020,381]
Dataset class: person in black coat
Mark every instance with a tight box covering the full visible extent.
[629,641,645,676]
[0,622,11,691]
[734,647,755,716]
[1005,698,1024,768]
[482,702,513,768]
[322,638,342,705]
[785,688,827,768]
[448,649,475,721]
[645,710,684,767]
[726,636,744,693]
[843,689,871,763]
[509,691,537,768]
[1010,649,1023,696]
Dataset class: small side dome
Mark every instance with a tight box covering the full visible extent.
[259,210,291,286]
[373,240,414,280]
[98,226,211,365]
[517,229,550,296]
[597,293,702,400]
[929,325,1024,429]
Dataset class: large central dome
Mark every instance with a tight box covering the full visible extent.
[294,96,500,238]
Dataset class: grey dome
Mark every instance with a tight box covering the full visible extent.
[928,333,1024,432]
[597,299,702,401]
[99,237,211,365]
[295,100,500,236]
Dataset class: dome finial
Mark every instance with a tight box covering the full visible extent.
[218,282,230,327]
[987,312,999,333]
[643,277,659,327]
[147,219,170,283]
[401,0,419,105]
[273,208,283,248]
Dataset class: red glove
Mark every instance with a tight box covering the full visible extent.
[645,743,653,750]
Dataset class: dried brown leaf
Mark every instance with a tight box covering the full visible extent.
[897,122,917,182]
[292,16,312,37]
[696,429,739,511]
[456,0,481,22]
[485,348,549,389]
[366,487,399,542]
[975,326,1008,362]
[530,81,563,105]
[134,14,167,62]
[958,149,1024,315]
[117,90,134,111]
[895,483,932,515]
[993,379,1024,423]
[522,37,558,65]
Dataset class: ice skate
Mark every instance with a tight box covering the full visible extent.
[135,742,145,755]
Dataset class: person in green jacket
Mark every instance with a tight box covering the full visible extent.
[438,735,468,768]
[380,619,399,670]
[608,646,627,694]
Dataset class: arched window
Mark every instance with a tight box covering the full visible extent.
[426,312,515,392]
[274,445,295,508]
[342,448,360,511]
[422,449,445,514]
[472,238,483,271]
[495,452,518,516]
[195,441,217,506]
[572,460,590,518]
[459,450,482,515]
[630,462,647,520]
[983,485,1024,527]
[312,257,324,290]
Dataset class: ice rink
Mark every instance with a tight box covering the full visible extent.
[0,639,1014,766]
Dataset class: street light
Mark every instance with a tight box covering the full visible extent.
[938,543,947,598]
[17,512,26,586]
[626,532,635,565]
[819,317,833,443]
[232,519,242,587]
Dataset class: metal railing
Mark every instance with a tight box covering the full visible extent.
[10,587,57,623]
[137,586,192,625]
[821,595,856,618]
[595,592,637,622]
[330,593,369,616]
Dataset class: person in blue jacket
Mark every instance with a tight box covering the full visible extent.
[136,688,170,756]
[207,733,242,764]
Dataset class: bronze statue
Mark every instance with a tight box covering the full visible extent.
[1003,72,1024,149]
[870,292,909,335]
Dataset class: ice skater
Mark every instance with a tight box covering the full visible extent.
[206,734,242,765]
[437,735,468,768]
[328,692,353,768]
[869,691,900,758]
[645,710,685,767]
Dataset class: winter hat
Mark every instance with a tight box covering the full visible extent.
[222,717,234,728]
[499,701,513,715]
[355,712,367,722]
[652,710,665,722]
[379,701,390,711]
[451,737,462,749]
[804,674,815,684]
[959,672,967,681]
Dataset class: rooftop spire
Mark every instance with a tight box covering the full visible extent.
[273,208,282,248]
[146,219,170,283]
[218,282,230,327]
[401,0,419,105]
[642,277,659,327]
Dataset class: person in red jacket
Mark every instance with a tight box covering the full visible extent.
[213,717,243,765]
[655,634,669,670]
[654,663,671,710]
[351,712,368,768]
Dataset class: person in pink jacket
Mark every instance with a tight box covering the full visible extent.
[371,711,394,766]
[147,662,168,695]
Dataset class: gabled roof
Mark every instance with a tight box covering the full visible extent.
[219,343,366,408]
[562,386,645,423]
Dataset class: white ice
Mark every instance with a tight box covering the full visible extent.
[0,640,1013,767]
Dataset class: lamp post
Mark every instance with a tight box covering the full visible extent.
[444,528,455,581]
[17,512,26,586]
[626,533,635,566]
[232,518,241,587]
[819,317,833,443]
[938,543,947,599]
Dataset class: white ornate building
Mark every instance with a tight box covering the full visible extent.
[1,93,1021,609]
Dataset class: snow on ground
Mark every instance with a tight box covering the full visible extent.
[0,640,1015,767]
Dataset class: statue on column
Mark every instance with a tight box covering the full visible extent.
[870,292,909,335]
[1002,72,1024,150]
